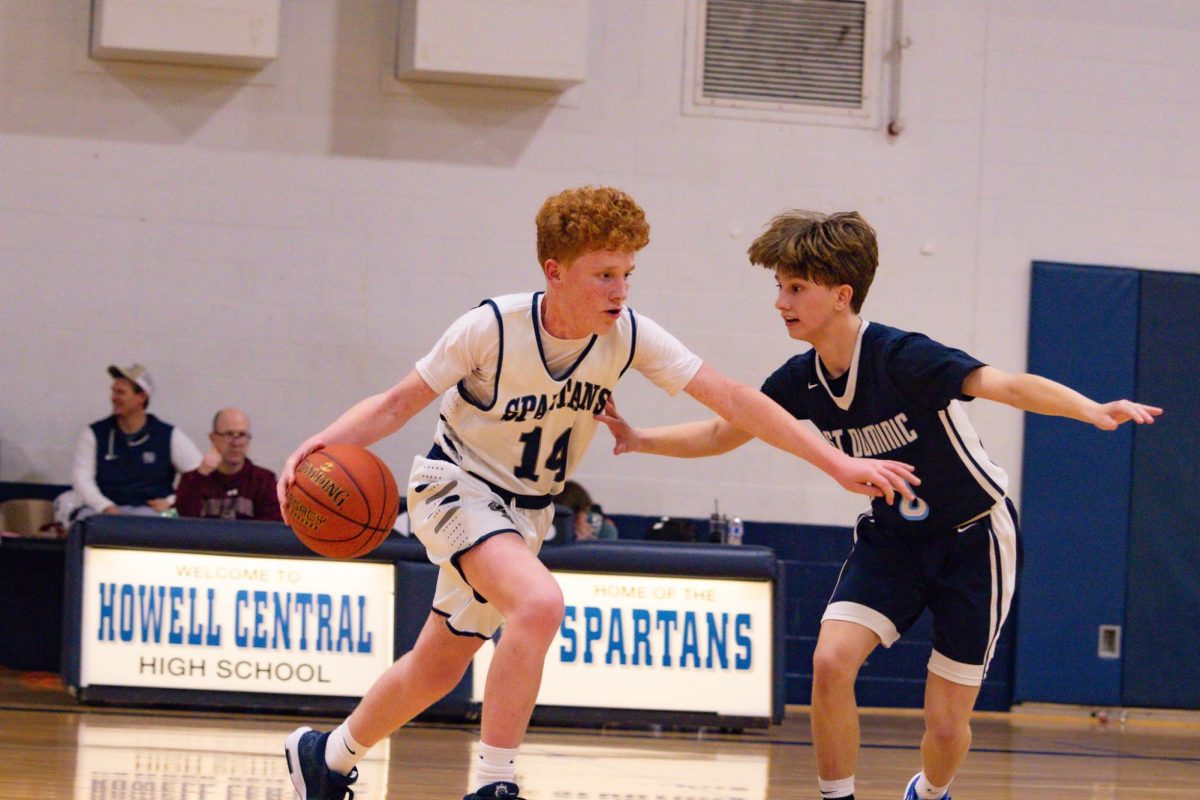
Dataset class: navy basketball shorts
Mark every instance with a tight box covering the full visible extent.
[407,454,554,639]
[822,499,1019,686]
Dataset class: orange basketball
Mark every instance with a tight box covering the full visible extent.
[285,444,401,559]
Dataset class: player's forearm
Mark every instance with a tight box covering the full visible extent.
[991,373,1100,422]
[685,367,843,474]
[317,393,404,446]
[317,371,437,447]
[723,384,843,473]
[636,418,742,458]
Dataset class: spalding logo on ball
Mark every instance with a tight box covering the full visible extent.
[285,444,400,559]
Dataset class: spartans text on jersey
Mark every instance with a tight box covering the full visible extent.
[499,377,613,423]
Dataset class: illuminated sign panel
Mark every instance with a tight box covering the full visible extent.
[474,571,773,718]
[80,547,394,695]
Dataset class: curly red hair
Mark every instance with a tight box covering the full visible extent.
[536,186,650,265]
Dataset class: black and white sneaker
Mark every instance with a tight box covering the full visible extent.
[464,781,523,800]
[284,727,359,800]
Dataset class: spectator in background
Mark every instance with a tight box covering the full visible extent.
[176,408,282,522]
[68,364,203,518]
[553,480,618,541]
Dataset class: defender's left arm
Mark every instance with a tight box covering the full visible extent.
[961,365,1162,430]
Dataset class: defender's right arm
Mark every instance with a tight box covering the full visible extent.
[600,364,918,503]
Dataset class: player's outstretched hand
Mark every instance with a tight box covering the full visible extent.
[276,436,327,510]
[1090,400,1162,430]
[594,398,642,455]
[832,456,919,505]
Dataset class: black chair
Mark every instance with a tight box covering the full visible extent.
[645,516,696,543]
[542,504,575,546]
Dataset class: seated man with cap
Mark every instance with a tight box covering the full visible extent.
[176,407,282,522]
[69,364,203,518]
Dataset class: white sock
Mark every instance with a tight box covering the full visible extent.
[473,741,518,791]
[915,773,950,800]
[324,722,366,776]
[819,776,855,799]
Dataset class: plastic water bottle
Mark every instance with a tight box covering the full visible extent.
[727,516,744,546]
[708,500,726,544]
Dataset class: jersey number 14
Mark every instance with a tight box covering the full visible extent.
[513,427,572,483]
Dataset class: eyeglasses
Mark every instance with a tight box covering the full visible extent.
[213,431,252,442]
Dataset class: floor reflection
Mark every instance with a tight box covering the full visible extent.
[75,720,391,800]
[499,741,770,800]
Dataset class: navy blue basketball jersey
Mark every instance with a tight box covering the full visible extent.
[762,321,1008,531]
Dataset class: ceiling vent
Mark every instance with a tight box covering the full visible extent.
[684,0,885,127]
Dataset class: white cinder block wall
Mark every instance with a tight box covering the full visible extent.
[1,1,1197,525]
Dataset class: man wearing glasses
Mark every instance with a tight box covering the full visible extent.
[176,408,282,521]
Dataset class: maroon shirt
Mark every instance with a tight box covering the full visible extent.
[175,458,282,522]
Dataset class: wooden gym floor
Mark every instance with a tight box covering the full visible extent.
[1,668,1197,799]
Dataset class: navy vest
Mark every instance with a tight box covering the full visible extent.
[91,414,177,506]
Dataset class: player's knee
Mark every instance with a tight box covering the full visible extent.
[406,654,469,698]
[812,646,859,688]
[430,658,471,694]
[510,583,565,642]
[410,636,475,685]
[924,716,970,749]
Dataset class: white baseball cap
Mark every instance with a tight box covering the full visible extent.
[107,363,154,397]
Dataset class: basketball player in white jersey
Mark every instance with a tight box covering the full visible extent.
[276,188,919,800]
[595,210,1162,800]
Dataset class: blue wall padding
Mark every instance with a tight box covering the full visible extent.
[1015,262,1139,704]
[1123,271,1200,708]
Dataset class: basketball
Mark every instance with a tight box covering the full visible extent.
[285,444,401,559]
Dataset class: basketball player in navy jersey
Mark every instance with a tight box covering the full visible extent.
[596,210,1161,800]
[275,190,918,800]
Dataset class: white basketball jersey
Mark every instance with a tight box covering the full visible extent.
[433,292,636,497]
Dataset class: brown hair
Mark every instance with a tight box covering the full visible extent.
[553,480,593,514]
[536,186,650,265]
[747,210,878,313]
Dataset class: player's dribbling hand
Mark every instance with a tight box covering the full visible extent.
[277,436,328,510]
[594,398,643,455]
[1090,400,1162,430]
[833,456,919,505]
